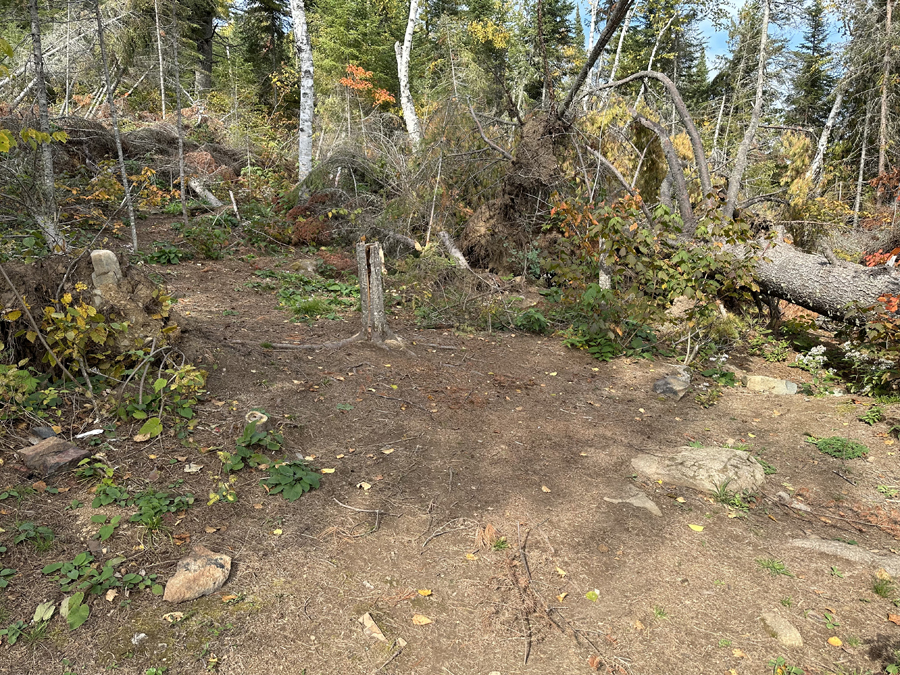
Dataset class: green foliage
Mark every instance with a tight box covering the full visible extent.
[60,592,89,630]
[74,457,115,483]
[0,345,61,420]
[768,656,804,675]
[117,364,206,435]
[858,405,884,426]
[872,576,896,599]
[700,368,737,387]
[0,567,16,589]
[0,620,26,645]
[513,308,549,334]
[748,330,791,362]
[222,415,283,472]
[146,242,190,265]
[807,436,868,460]
[712,480,753,510]
[13,522,54,550]
[42,552,162,597]
[89,514,122,541]
[757,558,794,577]
[260,461,321,501]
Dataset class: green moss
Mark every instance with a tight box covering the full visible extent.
[810,436,868,460]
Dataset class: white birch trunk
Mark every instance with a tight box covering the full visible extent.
[171,12,189,227]
[289,0,314,181]
[724,0,770,220]
[879,0,893,182]
[395,0,422,149]
[806,83,845,194]
[29,0,65,253]
[635,14,676,108]
[154,0,166,117]
[95,0,138,251]
[853,106,872,229]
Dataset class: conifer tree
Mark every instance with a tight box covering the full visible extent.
[785,0,835,128]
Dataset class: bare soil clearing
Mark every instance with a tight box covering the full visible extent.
[3,243,900,675]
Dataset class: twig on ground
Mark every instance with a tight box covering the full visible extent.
[365,391,432,414]
[421,517,476,548]
[333,497,400,533]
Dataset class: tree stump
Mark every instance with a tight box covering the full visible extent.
[357,241,392,342]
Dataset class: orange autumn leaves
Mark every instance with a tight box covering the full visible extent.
[339,64,395,107]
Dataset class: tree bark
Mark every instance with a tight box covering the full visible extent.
[171,7,189,227]
[724,0,770,220]
[854,105,873,229]
[395,0,422,149]
[28,0,65,253]
[154,0,166,117]
[731,239,900,321]
[602,1,635,101]
[635,14,676,108]
[879,0,893,191]
[95,0,138,251]
[558,0,634,120]
[194,10,214,94]
[806,80,846,194]
[289,0,314,181]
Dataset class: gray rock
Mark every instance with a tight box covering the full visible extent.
[604,485,662,517]
[290,259,318,275]
[163,545,232,603]
[653,365,691,400]
[27,426,57,445]
[90,249,123,287]
[743,375,798,395]
[760,610,803,648]
[18,437,91,477]
[631,447,765,494]
[789,538,900,577]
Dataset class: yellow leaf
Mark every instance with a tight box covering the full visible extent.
[357,482,372,490]
[748,433,756,437]
[633,620,644,630]
[321,468,335,474]
[828,636,842,647]
[556,592,568,602]
[465,553,478,560]
[732,649,746,658]
[688,524,704,532]
[3,310,21,321]
[417,589,432,597]
[675,497,686,503]
[61,293,72,305]
[411,614,432,625]
[541,485,551,493]
[556,566,567,577]
[272,529,283,536]
[382,449,395,455]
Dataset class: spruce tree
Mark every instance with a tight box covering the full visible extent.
[785,0,836,128]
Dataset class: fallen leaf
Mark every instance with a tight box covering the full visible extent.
[321,468,335,474]
[732,649,746,658]
[221,595,238,603]
[133,433,151,443]
[382,449,395,455]
[588,654,602,670]
[304,455,316,461]
[272,529,283,536]
[105,589,118,602]
[888,614,900,625]
[541,485,551,493]
[876,568,892,581]
[253,503,263,509]
[557,592,568,602]
[32,481,46,492]
[828,636,843,647]
[183,463,202,473]
[418,589,432,597]
[336,454,345,459]
[675,497,686,503]
[176,456,187,462]
[163,612,184,623]
[412,614,432,626]
[556,566,567,577]
[204,526,219,534]
[585,590,599,602]
[688,524,704,532]
[357,482,372,490]
[549,372,557,376]
[466,553,478,560]
[633,620,644,630]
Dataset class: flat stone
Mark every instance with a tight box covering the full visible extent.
[653,374,691,400]
[760,610,803,648]
[604,485,662,516]
[163,545,232,603]
[90,249,122,287]
[18,437,91,477]
[631,447,765,494]
[789,538,900,577]
[27,426,57,445]
[743,375,798,395]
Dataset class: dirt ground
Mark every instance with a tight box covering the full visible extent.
[3,230,900,675]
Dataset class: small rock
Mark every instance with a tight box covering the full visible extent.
[789,538,900,577]
[631,447,765,494]
[653,366,691,400]
[27,426,57,445]
[604,485,662,516]
[743,375,798,395]
[90,249,123,287]
[760,610,803,647]
[290,259,318,275]
[132,633,148,646]
[18,437,91,477]
[163,545,232,603]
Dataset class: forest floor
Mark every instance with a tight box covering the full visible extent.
[3,222,900,675]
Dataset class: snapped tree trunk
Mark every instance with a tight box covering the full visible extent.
[807,79,846,194]
[724,0,770,220]
[854,105,873,229]
[154,0,166,116]
[879,0,893,193]
[289,0,314,181]
[171,8,189,227]
[395,0,422,149]
[95,0,138,251]
[28,0,65,253]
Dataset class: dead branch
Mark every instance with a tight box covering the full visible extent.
[588,148,656,226]
[467,98,513,160]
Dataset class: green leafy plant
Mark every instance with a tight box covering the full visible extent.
[830,566,844,578]
[859,405,885,425]
[129,489,195,530]
[42,552,163,596]
[757,558,794,577]
[756,457,778,475]
[873,576,896,598]
[712,480,753,510]
[260,461,321,501]
[780,596,793,607]
[823,611,840,630]
[90,514,122,541]
[74,456,115,483]
[807,436,868,460]
[0,619,26,645]
[147,242,188,265]
[60,592,89,630]
[700,368,737,387]
[514,308,549,334]
[92,483,130,508]
[14,522,54,550]
[222,416,283,472]
[768,656,804,675]
[0,567,15,589]
[878,485,900,498]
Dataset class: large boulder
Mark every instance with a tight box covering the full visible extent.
[631,447,765,493]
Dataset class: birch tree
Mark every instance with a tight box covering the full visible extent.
[28,0,65,253]
[395,0,422,149]
[289,0,314,180]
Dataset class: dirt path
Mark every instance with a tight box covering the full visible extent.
[2,249,900,675]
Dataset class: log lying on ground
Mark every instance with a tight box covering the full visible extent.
[734,240,900,321]
[188,178,224,207]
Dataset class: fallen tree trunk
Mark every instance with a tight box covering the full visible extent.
[732,240,900,321]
